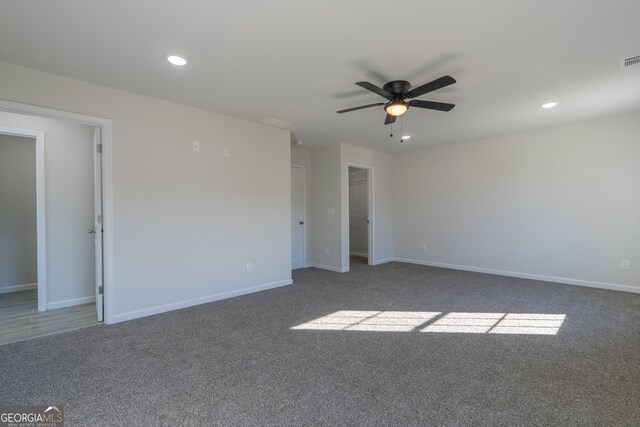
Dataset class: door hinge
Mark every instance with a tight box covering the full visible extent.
[96,144,102,153]
[98,285,104,295]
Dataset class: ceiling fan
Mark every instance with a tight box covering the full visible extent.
[337,75,456,124]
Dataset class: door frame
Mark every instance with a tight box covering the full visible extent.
[0,126,46,311]
[345,162,374,269]
[0,99,115,323]
[291,164,307,269]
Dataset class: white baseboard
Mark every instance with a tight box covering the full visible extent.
[309,263,349,273]
[349,252,368,257]
[0,283,37,294]
[111,279,293,324]
[47,295,95,310]
[394,257,640,294]
[372,257,395,266]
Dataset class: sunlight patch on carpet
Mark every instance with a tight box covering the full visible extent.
[292,311,566,335]
[291,310,441,332]
[422,312,565,334]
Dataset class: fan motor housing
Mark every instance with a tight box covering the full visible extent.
[383,80,411,96]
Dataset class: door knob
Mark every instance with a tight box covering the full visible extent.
[299,221,304,225]
[88,229,96,234]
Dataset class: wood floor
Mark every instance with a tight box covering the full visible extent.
[0,290,98,345]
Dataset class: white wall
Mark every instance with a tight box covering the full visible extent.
[291,146,312,267]
[393,111,640,292]
[341,143,394,268]
[306,143,395,272]
[0,134,37,291]
[0,113,96,306]
[0,61,292,322]
[310,144,343,271]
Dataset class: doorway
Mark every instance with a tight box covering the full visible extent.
[0,99,113,326]
[291,165,306,269]
[0,111,105,344]
[348,166,372,267]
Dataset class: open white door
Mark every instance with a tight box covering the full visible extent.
[93,127,104,321]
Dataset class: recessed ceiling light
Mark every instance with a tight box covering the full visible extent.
[166,54,188,66]
[401,135,411,140]
[541,102,558,109]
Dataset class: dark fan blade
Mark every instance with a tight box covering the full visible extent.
[408,99,455,112]
[384,114,396,125]
[337,102,385,114]
[356,81,393,99]
[406,75,456,99]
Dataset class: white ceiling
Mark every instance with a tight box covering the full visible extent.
[1,0,639,153]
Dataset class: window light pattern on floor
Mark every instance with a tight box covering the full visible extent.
[291,311,566,335]
[422,312,566,335]
[291,311,441,332]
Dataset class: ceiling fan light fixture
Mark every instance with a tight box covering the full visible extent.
[338,76,456,125]
[385,102,409,117]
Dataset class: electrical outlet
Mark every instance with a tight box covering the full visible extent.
[192,141,200,152]
[224,147,231,157]
[422,243,427,251]
[621,259,630,270]
[324,248,329,255]
[246,262,253,272]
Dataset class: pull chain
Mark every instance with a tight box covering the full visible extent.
[400,116,403,143]
[389,122,393,138]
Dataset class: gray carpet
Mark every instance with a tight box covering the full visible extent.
[1,261,639,426]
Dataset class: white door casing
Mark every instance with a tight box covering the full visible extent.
[291,165,305,269]
[0,100,113,323]
[349,167,369,258]
[345,162,374,268]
